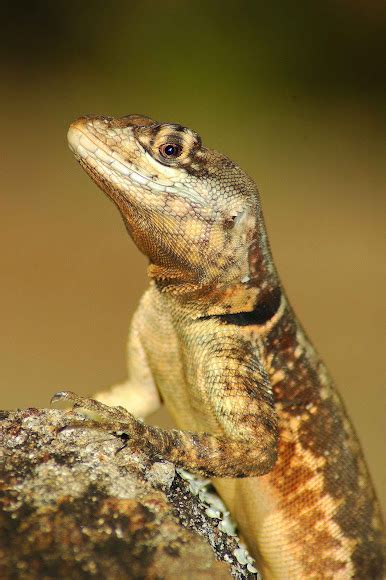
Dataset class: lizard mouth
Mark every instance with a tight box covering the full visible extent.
[67,123,163,192]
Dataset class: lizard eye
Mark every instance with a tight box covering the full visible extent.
[159,143,182,158]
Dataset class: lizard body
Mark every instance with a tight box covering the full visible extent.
[64,114,384,578]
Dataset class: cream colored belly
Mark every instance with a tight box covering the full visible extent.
[213,468,355,580]
[212,475,301,580]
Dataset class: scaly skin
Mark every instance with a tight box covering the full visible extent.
[63,114,384,578]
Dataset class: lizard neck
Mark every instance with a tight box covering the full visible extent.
[170,279,283,320]
[150,212,281,319]
[150,270,282,322]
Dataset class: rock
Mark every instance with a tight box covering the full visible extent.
[0,408,259,579]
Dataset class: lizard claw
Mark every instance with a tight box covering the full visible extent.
[50,390,78,405]
[50,390,134,423]
[50,389,141,440]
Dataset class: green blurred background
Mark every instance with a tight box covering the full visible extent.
[1,1,385,510]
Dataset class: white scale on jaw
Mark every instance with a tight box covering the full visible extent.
[71,128,206,205]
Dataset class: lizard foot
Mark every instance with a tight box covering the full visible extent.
[50,390,138,435]
[51,390,132,420]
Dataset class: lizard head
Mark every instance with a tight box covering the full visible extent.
[68,114,277,314]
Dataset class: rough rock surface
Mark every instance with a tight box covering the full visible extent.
[0,408,259,579]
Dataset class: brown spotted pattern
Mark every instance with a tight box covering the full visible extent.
[67,114,385,579]
[257,305,385,577]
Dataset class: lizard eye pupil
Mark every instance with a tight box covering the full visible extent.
[159,143,182,158]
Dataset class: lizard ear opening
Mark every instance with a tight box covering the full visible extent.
[224,209,247,229]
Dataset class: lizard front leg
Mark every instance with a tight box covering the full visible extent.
[92,305,162,418]
[52,333,278,479]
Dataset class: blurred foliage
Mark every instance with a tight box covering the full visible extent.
[2,0,385,94]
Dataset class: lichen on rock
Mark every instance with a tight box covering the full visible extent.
[0,408,259,579]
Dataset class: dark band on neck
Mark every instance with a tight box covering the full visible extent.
[207,287,282,326]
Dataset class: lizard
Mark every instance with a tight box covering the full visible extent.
[55,113,385,579]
